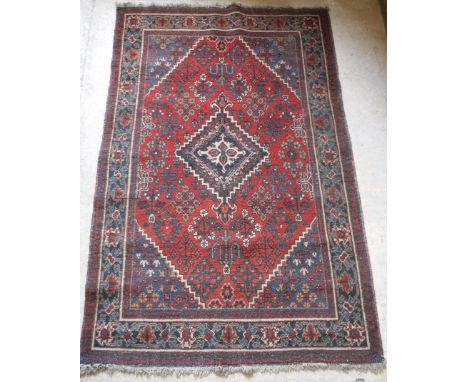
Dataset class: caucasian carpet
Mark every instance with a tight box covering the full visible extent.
[81,5,384,375]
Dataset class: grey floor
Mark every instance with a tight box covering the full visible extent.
[80,1,387,381]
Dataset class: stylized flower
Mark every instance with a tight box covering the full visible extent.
[233,300,246,308]
[303,17,319,29]
[261,326,280,347]
[95,322,113,346]
[126,48,139,61]
[307,53,318,66]
[177,326,196,348]
[272,18,284,28]
[314,115,327,128]
[312,84,328,98]
[104,227,120,247]
[221,324,238,345]
[191,73,216,102]
[337,273,353,294]
[247,185,277,221]
[303,323,320,341]
[327,170,336,180]
[208,299,222,309]
[120,80,133,94]
[322,149,338,165]
[339,251,349,262]
[184,16,196,27]
[111,209,120,220]
[229,209,261,247]
[127,15,141,29]
[278,136,306,177]
[329,208,340,218]
[244,17,256,28]
[156,17,169,27]
[227,73,251,101]
[138,288,159,308]
[171,185,200,222]
[104,303,115,314]
[137,324,156,344]
[188,209,220,248]
[319,134,328,143]
[326,328,336,339]
[216,40,227,51]
[344,323,366,346]
[105,273,118,294]
[119,111,131,127]
[111,147,125,164]
[216,17,228,28]
[221,284,234,301]
[334,225,351,244]
[121,327,134,342]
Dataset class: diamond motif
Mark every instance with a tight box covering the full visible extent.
[196,127,248,175]
[188,258,223,301]
[231,259,265,300]
[176,94,268,201]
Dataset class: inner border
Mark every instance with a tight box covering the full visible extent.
[120,29,339,321]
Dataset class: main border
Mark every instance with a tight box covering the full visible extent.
[81,5,383,367]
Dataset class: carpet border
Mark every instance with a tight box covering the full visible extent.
[80,4,385,374]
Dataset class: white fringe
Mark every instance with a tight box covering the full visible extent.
[114,1,328,9]
[81,360,386,377]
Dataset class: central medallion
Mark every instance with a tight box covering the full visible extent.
[176,94,269,223]
[196,128,247,175]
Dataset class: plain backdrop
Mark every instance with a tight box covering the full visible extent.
[1,1,467,382]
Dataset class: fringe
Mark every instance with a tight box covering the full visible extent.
[114,1,328,10]
[81,360,386,378]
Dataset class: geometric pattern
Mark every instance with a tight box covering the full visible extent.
[132,33,326,312]
[81,6,383,372]
[176,94,268,199]
[176,93,268,223]
[132,29,327,312]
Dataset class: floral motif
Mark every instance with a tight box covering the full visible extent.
[260,326,280,347]
[137,324,156,344]
[188,209,221,248]
[104,227,120,248]
[333,225,351,244]
[191,73,217,102]
[303,323,320,342]
[229,209,261,247]
[279,135,306,177]
[221,324,239,345]
[227,73,251,101]
[344,323,366,346]
[177,326,196,348]
[247,185,278,221]
[95,322,113,346]
[170,185,200,221]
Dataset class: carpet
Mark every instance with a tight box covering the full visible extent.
[81,5,383,375]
